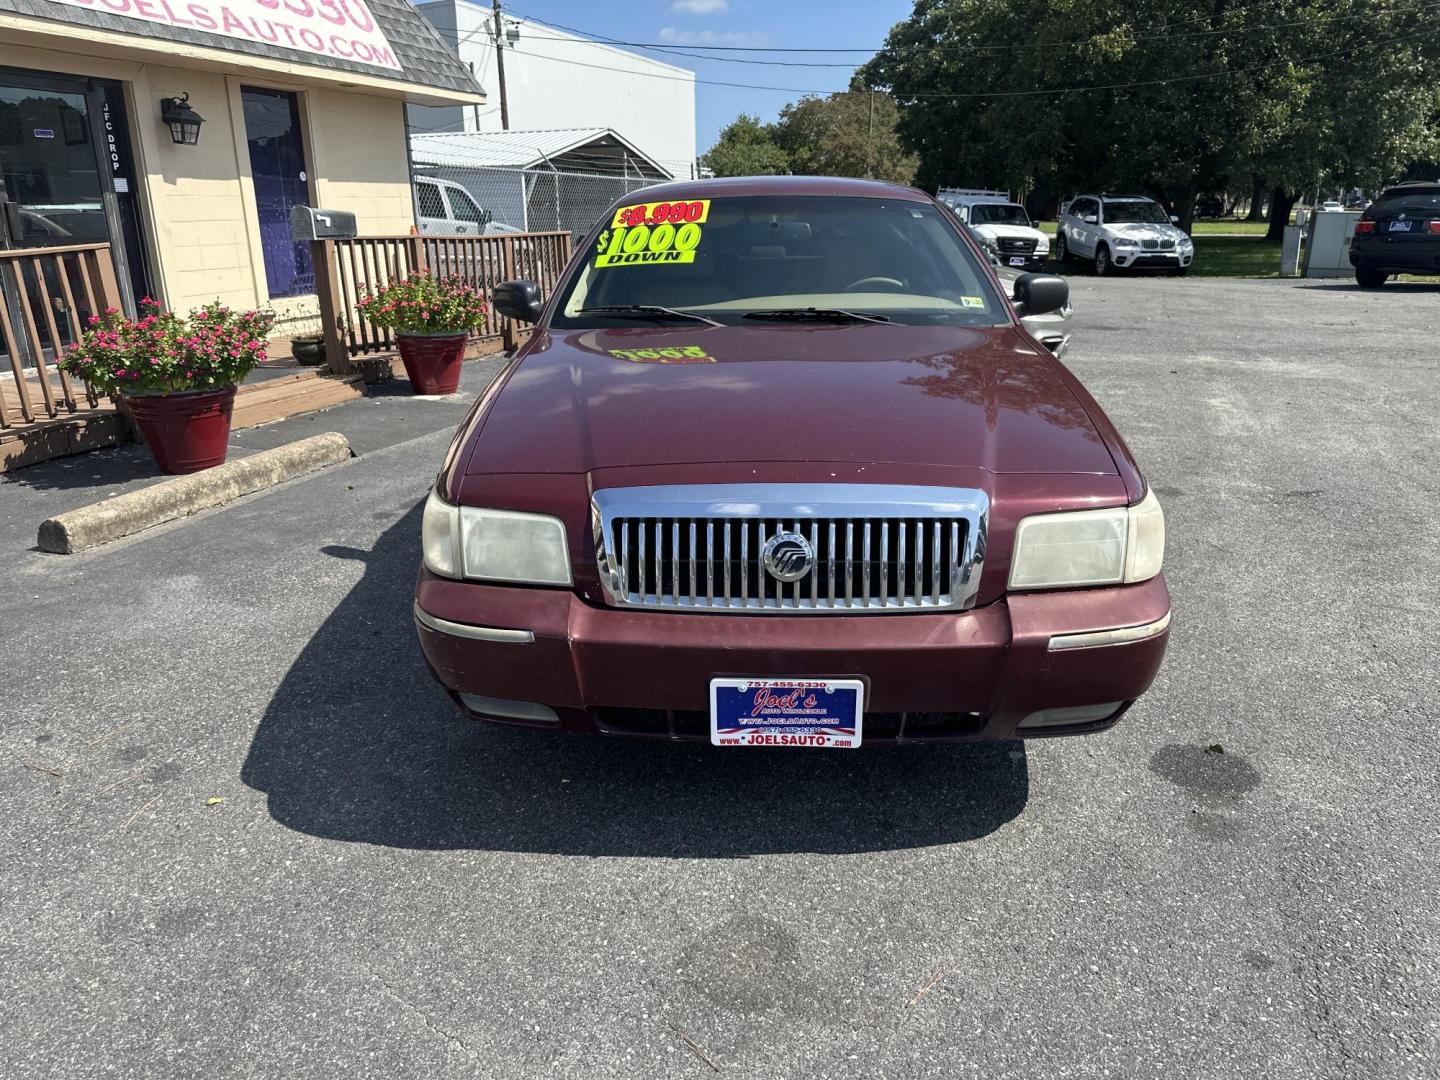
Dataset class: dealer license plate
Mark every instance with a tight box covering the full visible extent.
[1388,220,1413,232]
[1009,256,1027,266]
[710,678,864,748]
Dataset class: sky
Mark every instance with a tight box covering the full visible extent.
[498,0,916,153]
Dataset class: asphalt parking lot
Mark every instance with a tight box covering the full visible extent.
[3,276,1438,1079]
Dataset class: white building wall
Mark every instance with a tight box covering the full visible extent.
[411,0,696,177]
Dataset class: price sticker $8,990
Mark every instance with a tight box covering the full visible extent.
[595,199,710,269]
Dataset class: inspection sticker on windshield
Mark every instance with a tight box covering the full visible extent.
[710,678,864,748]
[960,296,986,308]
[595,199,711,268]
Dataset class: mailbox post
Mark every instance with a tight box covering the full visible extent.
[292,207,360,376]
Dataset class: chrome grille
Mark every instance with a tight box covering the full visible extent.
[593,484,987,613]
[1141,238,1159,250]
[998,237,1038,253]
[1160,238,1176,251]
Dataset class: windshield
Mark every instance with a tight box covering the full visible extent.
[970,203,1031,226]
[552,195,1007,328]
[1103,200,1170,225]
[1368,188,1440,217]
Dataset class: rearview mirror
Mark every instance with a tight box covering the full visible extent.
[1013,273,1069,318]
[493,279,543,323]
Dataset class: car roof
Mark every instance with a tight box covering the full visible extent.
[1379,181,1440,194]
[611,174,933,204]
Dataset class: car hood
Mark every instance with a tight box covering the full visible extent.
[462,324,1116,477]
[973,223,1047,242]
[1103,222,1188,242]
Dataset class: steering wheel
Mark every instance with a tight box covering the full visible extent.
[842,276,906,293]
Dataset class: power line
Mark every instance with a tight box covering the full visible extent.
[501,0,1436,60]
[417,15,1440,101]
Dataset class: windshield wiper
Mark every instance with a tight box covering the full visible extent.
[576,304,721,327]
[742,307,892,325]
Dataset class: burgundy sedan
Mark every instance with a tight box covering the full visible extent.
[415,176,1169,747]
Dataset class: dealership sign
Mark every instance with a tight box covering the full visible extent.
[51,0,402,72]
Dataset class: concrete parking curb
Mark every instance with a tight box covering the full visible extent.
[36,432,353,555]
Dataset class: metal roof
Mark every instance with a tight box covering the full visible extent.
[411,128,671,177]
[0,0,483,100]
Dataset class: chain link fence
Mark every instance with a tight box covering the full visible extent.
[410,154,698,243]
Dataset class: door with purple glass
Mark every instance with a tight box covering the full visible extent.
[241,87,313,298]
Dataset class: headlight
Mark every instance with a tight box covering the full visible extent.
[1035,238,1050,253]
[1113,237,1139,248]
[422,488,572,586]
[1009,489,1164,590]
[1178,236,1194,250]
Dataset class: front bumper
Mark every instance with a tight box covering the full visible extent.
[997,251,1047,271]
[414,572,1171,743]
[1112,248,1192,269]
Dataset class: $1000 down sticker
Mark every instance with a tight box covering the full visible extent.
[595,200,710,269]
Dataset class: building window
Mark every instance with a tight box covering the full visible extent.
[241,87,313,298]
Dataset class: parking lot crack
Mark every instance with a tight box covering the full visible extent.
[363,964,479,1063]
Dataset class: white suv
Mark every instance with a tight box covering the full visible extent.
[1056,194,1194,276]
[940,190,1050,271]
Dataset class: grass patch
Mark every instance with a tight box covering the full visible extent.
[1189,236,1281,277]
[1191,220,1270,235]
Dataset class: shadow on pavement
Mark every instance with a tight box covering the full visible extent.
[1294,280,1440,292]
[242,506,1030,857]
[0,442,162,492]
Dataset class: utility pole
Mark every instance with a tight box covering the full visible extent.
[492,0,510,131]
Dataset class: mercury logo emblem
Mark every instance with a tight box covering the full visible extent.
[762,531,814,583]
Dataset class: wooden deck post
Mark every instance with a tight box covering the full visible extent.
[501,235,518,352]
[311,239,352,376]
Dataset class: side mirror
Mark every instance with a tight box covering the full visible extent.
[1083,214,1098,225]
[493,279,543,323]
[1170,214,1180,224]
[1013,272,1069,318]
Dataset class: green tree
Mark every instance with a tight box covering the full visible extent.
[860,0,1440,233]
[702,114,789,177]
[772,80,918,184]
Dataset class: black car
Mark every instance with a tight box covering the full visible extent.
[1349,181,1440,287]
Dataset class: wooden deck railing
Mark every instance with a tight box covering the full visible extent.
[0,243,123,429]
[313,231,574,372]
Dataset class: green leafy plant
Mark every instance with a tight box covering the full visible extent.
[356,273,488,334]
[59,298,274,396]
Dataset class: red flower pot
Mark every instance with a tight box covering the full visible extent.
[124,386,237,475]
[397,332,467,395]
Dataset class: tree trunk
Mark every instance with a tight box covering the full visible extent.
[1246,175,1267,221]
[1174,186,1198,235]
[1265,187,1298,242]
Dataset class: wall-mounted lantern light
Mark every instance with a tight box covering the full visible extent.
[160,93,204,145]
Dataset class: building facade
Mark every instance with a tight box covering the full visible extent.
[0,0,483,326]
[410,2,696,180]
